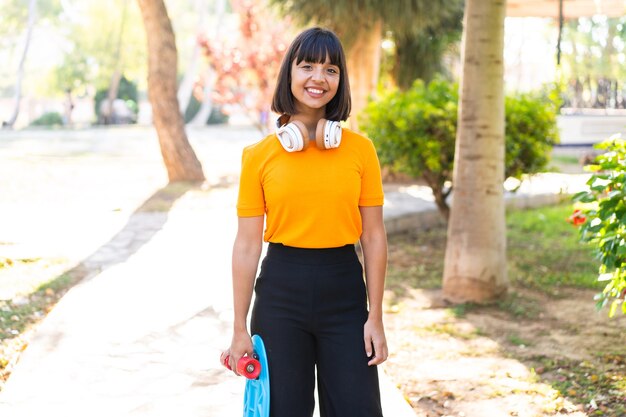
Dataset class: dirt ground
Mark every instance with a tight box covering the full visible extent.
[382,284,626,417]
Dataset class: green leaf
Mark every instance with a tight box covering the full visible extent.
[609,299,618,317]
[572,191,590,202]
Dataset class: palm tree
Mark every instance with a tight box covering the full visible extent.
[3,0,37,129]
[393,4,463,89]
[442,0,508,303]
[270,0,462,128]
[136,0,205,182]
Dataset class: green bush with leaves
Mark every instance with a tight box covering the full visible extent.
[360,79,559,219]
[94,76,139,123]
[29,111,63,127]
[572,136,626,316]
[361,79,457,217]
[504,89,560,179]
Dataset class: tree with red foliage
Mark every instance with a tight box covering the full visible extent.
[198,0,293,132]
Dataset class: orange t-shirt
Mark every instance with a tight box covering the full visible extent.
[237,128,384,248]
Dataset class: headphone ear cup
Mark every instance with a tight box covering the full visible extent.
[276,120,308,152]
[315,119,342,149]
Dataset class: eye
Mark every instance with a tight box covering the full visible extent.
[327,67,339,75]
[300,63,313,70]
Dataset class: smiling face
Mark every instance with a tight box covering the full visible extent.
[290,56,340,116]
[271,28,351,122]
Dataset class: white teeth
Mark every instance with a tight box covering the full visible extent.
[307,88,323,94]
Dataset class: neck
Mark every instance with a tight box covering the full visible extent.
[292,106,325,138]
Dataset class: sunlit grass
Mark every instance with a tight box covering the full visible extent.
[386,203,600,299]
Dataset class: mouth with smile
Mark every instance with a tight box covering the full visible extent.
[305,87,326,98]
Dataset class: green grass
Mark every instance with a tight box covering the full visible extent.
[506,204,600,293]
[551,155,580,165]
[507,333,531,347]
[386,227,447,298]
[386,203,601,304]
[0,272,76,342]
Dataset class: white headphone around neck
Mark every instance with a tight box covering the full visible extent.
[275,115,342,152]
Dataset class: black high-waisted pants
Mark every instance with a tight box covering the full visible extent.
[251,243,383,417]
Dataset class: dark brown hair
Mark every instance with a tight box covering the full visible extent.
[271,27,351,121]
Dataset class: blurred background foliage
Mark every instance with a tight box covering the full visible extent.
[0,0,625,128]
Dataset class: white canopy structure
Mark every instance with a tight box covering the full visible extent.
[507,0,625,18]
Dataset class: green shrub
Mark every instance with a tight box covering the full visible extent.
[572,136,626,316]
[505,90,560,179]
[361,79,456,217]
[94,76,138,123]
[360,79,560,219]
[29,112,63,127]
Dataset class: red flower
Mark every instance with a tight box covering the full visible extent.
[567,209,587,226]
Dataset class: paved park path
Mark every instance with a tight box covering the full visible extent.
[0,126,417,417]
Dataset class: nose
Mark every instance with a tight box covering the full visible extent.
[311,66,324,82]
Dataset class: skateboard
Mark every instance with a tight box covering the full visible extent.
[222,335,270,417]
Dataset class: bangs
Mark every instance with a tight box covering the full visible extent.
[294,33,343,66]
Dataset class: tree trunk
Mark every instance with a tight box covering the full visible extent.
[102,70,122,124]
[442,0,507,304]
[137,0,205,182]
[346,20,382,131]
[177,0,208,115]
[189,69,214,126]
[103,1,128,124]
[422,171,450,220]
[4,0,36,129]
[189,0,226,126]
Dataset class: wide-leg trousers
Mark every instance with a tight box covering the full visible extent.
[250,243,383,417]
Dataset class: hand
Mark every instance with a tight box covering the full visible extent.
[224,329,254,376]
[363,317,388,366]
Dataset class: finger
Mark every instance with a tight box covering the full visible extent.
[220,350,230,367]
[364,335,373,358]
[230,355,240,376]
[368,340,383,366]
[368,341,388,366]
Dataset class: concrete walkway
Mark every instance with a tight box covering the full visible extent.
[0,126,420,417]
[0,126,590,417]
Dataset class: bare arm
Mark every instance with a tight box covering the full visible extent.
[225,215,264,375]
[359,205,389,366]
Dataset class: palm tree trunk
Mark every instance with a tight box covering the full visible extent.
[346,20,382,131]
[189,0,226,126]
[442,0,507,303]
[4,0,36,129]
[137,0,205,182]
[103,0,128,125]
[189,70,214,126]
[177,0,208,115]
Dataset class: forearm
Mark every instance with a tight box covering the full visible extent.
[231,235,262,332]
[360,230,387,319]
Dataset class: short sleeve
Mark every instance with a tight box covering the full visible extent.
[359,140,384,206]
[236,146,266,216]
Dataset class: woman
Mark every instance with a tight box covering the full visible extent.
[223,27,388,417]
